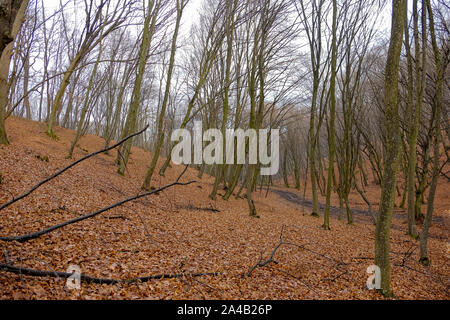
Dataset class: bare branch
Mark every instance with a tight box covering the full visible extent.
[0,263,219,285]
[0,167,195,242]
[0,125,149,211]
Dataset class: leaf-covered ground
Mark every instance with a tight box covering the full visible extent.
[0,117,448,300]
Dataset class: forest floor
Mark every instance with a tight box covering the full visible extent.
[0,117,448,300]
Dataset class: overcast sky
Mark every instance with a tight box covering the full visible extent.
[42,0,203,37]
[41,0,398,37]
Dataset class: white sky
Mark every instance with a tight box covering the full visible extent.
[42,0,203,37]
[40,0,399,38]
[181,0,202,33]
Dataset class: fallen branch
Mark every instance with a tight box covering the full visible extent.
[0,263,220,285]
[247,225,286,276]
[247,225,350,294]
[247,225,343,276]
[246,226,323,295]
[398,244,417,267]
[0,166,195,242]
[0,125,149,212]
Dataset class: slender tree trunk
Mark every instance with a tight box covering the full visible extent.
[323,0,337,230]
[105,65,133,150]
[283,155,290,188]
[23,54,31,119]
[68,36,104,159]
[406,0,427,239]
[309,82,319,217]
[419,0,443,266]
[117,0,159,175]
[46,51,83,138]
[210,0,236,200]
[158,65,218,177]
[374,0,406,297]
[292,156,299,190]
[142,0,184,190]
[223,164,243,200]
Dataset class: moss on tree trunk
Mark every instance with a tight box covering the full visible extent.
[374,0,406,297]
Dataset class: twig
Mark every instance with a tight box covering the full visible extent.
[247,225,286,276]
[0,125,149,212]
[399,244,417,267]
[246,225,342,276]
[105,215,129,220]
[323,270,350,283]
[247,225,348,292]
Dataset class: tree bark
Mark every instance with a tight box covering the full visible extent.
[323,0,337,230]
[142,0,184,190]
[419,0,443,266]
[117,0,160,175]
[0,0,29,144]
[374,0,406,297]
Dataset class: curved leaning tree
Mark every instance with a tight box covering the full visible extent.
[0,0,30,145]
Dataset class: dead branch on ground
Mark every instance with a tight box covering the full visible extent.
[0,166,195,242]
[0,263,220,285]
[0,125,150,212]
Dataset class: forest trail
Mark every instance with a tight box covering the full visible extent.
[271,188,447,226]
[271,188,375,223]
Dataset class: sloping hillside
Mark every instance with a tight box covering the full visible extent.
[0,117,448,299]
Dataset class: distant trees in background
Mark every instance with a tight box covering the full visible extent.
[0,0,448,296]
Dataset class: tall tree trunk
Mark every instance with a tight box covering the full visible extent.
[323,0,337,230]
[406,0,427,239]
[210,0,236,200]
[283,155,290,188]
[309,80,319,217]
[374,0,406,297]
[142,0,184,190]
[0,0,29,144]
[68,35,104,159]
[23,53,31,119]
[419,0,443,266]
[117,0,159,175]
[104,64,133,150]
[46,51,83,138]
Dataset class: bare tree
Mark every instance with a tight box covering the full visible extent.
[419,0,445,266]
[0,0,29,144]
[116,0,163,175]
[142,0,187,190]
[374,0,406,297]
[45,0,133,138]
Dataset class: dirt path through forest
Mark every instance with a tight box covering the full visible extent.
[270,188,446,229]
